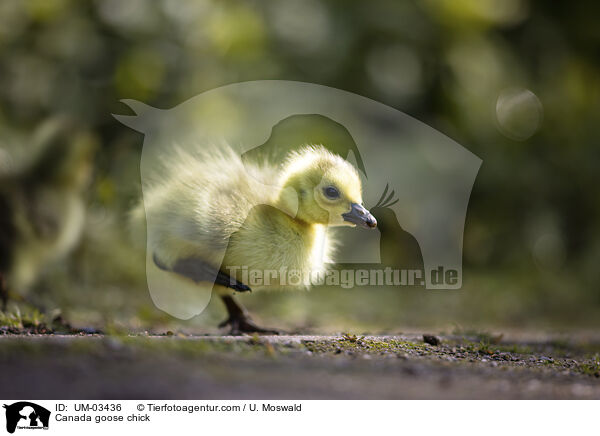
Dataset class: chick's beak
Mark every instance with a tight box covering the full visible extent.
[342,203,377,228]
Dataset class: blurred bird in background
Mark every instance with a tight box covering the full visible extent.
[0,117,96,312]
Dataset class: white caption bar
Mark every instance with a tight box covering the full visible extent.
[1,400,596,436]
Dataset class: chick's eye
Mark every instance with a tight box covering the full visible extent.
[323,186,340,199]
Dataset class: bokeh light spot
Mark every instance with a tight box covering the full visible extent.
[496,88,543,141]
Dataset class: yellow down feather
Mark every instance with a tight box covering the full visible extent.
[131,143,367,291]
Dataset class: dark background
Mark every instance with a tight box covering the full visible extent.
[1,0,599,333]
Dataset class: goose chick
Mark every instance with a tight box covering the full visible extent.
[137,144,377,334]
[0,118,95,311]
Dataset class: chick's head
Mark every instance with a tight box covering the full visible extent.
[278,145,377,228]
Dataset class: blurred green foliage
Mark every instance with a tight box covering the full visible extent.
[1,0,599,331]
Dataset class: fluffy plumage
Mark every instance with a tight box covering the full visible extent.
[132,143,376,333]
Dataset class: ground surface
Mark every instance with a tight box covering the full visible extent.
[1,333,599,399]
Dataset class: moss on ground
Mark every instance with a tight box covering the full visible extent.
[1,328,600,382]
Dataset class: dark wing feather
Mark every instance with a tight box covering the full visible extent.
[153,253,251,292]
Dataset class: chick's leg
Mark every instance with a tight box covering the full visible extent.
[219,295,279,335]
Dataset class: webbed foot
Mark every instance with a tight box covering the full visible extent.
[219,295,280,335]
[218,315,280,335]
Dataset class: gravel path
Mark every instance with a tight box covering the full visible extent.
[1,334,599,399]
